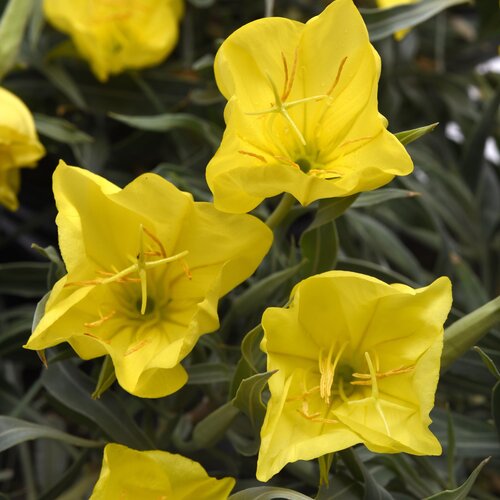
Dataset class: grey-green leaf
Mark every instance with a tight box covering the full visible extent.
[0,0,34,80]
[362,0,469,42]
[109,112,222,149]
[0,416,102,452]
[424,458,490,499]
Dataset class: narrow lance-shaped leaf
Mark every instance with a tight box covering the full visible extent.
[361,0,469,41]
[424,458,490,500]
[0,0,34,80]
[441,295,500,371]
[0,416,102,452]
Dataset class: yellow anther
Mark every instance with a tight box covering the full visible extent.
[319,341,348,405]
[281,48,298,101]
[138,225,148,315]
[326,56,348,96]
[84,309,116,328]
[124,338,150,356]
[238,150,267,163]
[142,226,166,258]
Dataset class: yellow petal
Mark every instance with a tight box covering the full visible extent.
[90,444,235,499]
[44,0,184,81]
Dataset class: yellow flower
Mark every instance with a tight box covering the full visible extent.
[376,0,417,40]
[90,444,235,499]
[0,87,45,211]
[206,0,412,214]
[24,161,272,398]
[44,0,184,82]
[257,271,452,481]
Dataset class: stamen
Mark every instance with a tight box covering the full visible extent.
[326,56,348,96]
[84,310,116,328]
[282,48,298,102]
[319,341,348,404]
[124,338,150,356]
[143,226,166,258]
[238,150,267,163]
[281,52,289,100]
[352,365,415,380]
[273,156,301,170]
[138,225,148,315]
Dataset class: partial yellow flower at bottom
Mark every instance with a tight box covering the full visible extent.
[24,161,272,398]
[43,0,184,81]
[376,0,417,40]
[0,87,45,211]
[257,271,452,481]
[90,444,235,499]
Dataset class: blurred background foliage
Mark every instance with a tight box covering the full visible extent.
[0,0,499,498]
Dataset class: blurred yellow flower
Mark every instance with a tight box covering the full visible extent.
[90,444,235,499]
[257,271,452,481]
[24,161,272,397]
[376,0,417,40]
[206,0,412,214]
[0,87,45,211]
[44,0,184,81]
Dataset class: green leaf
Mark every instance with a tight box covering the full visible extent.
[186,362,233,385]
[395,123,438,146]
[432,408,500,458]
[473,346,500,380]
[0,416,102,452]
[442,296,500,371]
[362,0,469,42]
[352,189,420,208]
[221,260,305,336]
[232,371,275,432]
[240,324,265,375]
[492,381,500,440]
[229,487,313,500]
[0,262,49,297]
[301,221,339,276]
[109,112,223,149]
[31,244,66,289]
[92,356,116,399]
[461,88,500,191]
[424,458,490,499]
[42,361,154,449]
[192,402,239,448]
[34,114,93,144]
[309,195,359,232]
[38,62,87,109]
[0,0,34,80]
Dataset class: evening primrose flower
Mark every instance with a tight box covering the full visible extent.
[24,161,272,398]
[257,271,452,481]
[90,444,235,499]
[44,0,184,81]
[0,87,45,211]
[206,0,413,214]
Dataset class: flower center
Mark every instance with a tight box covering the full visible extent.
[66,225,191,327]
[135,296,155,315]
[289,344,415,433]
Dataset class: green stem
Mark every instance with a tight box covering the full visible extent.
[441,295,500,371]
[265,193,296,230]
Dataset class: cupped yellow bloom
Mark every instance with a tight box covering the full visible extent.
[206,0,413,214]
[257,271,452,481]
[44,0,184,82]
[90,444,235,499]
[24,161,272,397]
[0,88,45,211]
